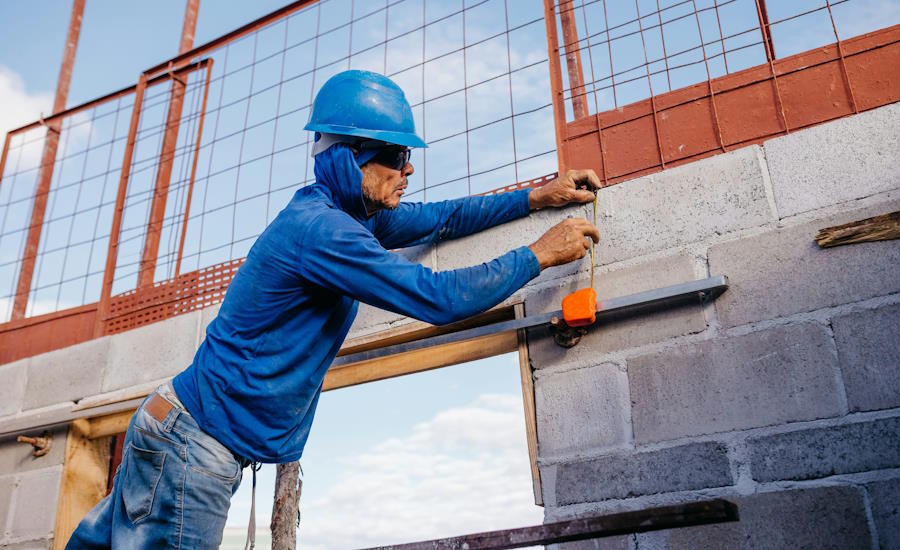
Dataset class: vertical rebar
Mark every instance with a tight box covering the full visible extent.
[558,0,589,119]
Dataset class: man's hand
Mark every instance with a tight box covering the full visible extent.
[529,169,601,210]
[528,218,600,270]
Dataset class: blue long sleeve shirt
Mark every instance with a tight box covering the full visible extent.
[172,145,541,462]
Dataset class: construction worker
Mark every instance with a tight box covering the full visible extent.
[68,70,600,548]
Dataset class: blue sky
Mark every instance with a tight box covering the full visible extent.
[2,1,900,547]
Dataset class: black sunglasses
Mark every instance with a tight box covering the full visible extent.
[370,146,411,171]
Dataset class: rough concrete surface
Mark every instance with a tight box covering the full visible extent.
[832,303,900,412]
[197,302,221,347]
[0,475,13,539]
[709,198,900,328]
[628,323,843,444]
[22,337,107,411]
[553,536,631,550]
[555,441,732,505]
[0,539,53,549]
[748,416,900,482]
[866,477,900,550]
[636,485,871,549]
[103,310,200,392]
[9,467,62,541]
[0,427,67,477]
[535,363,631,456]
[764,102,900,217]
[0,361,27,417]
[526,253,707,369]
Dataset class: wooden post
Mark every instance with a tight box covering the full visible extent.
[271,462,301,550]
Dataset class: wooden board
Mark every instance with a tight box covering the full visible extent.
[515,304,543,506]
[53,420,111,550]
[816,211,900,248]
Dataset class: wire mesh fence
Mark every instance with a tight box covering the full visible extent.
[0,0,897,329]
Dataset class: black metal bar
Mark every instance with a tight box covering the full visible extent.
[363,499,739,550]
[332,276,728,367]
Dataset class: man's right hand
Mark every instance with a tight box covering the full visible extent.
[528,218,601,270]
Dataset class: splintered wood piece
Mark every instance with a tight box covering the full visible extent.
[816,211,900,248]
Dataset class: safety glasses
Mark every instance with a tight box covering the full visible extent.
[370,146,411,171]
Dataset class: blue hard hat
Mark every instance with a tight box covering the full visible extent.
[304,70,427,149]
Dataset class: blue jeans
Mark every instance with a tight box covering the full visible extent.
[67,387,248,549]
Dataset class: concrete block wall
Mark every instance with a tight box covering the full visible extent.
[522,102,900,549]
[0,102,897,547]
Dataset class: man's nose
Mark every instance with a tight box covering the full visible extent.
[403,162,414,176]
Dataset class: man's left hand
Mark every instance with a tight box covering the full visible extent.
[528,169,601,210]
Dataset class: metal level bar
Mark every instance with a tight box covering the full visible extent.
[333,275,727,367]
[365,499,739,550]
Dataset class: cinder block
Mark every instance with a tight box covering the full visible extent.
[526,254,707,369]
[636,486,871,548]
[709,198,900,328]
[197,302,221,347]
[764,102,900,217]
[748,417,900,482]
[833,303,900,412]
[103,310,200,392]
[0,360,27,417]
[555,441,732,505]
[0,475,14,537]
[436,201,590,277]
[535,363,631,456]
[10,467,62,541]
[438,147,773,280]
[866,477,900,550]
[553,537,632,550]
[1,539,52,549]
[0,427,67,477]
[22,337,107,410]
[628,323,843,444]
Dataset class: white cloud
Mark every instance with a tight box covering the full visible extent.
[0,66,53,142]
[292,393,543,549]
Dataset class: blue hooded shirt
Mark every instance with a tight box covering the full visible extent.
[172,144,541,462]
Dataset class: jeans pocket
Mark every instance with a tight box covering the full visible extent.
[121,443,167,524]
[188,434,240,484]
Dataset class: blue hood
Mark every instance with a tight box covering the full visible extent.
[313,143,378,223]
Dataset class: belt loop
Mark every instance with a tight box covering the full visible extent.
[163,406,180,433]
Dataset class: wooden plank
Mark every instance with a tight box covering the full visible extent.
[514,304,542,506]
[324,331,519,391]
[53,420,111,550]
[366,499,739,549]
[339,304,515,355]
[815,211,900,248]
[87,410,135,440]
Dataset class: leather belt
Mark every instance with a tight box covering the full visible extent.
[145,392,175,423]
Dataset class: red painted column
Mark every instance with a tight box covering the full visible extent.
[12,0,85,320]
[136,0,200,288]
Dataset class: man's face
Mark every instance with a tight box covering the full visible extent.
[360,149,414,215]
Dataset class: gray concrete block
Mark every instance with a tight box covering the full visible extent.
[748,417,900,482]
[833,303,900,412]
[628,323,843,444]
[555,442,732,505]
[866,477,900,550]
[436,201,590,276]
[22,337,107,410]
[103,310,200,392]
[438,147,773,279]
[765,102,900,217]
[0,360,27,417]
[535,363,631,456]
[0,475,13,538]
[709,198,900,328]
[554,537,632,550]
[1,539,53,549]
[197,302,221,347]
[637,485,871,549]
[10,467,62,541]
[0,427,67,477]
[526,254,707,369]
